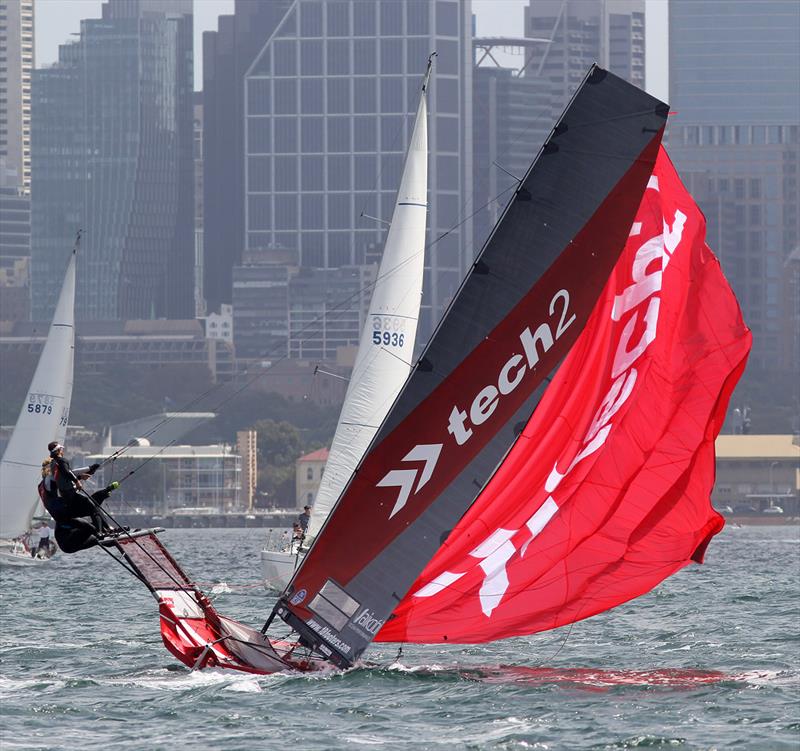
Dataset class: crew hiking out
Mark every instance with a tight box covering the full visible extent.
[39,442,119,554]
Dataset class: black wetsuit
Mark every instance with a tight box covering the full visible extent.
[43,457,112,554]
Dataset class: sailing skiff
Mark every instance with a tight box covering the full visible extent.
[0,243,77,567]
[97,66,750,675]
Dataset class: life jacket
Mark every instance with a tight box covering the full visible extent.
[38,476,70,523]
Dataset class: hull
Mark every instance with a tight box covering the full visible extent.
[261,547,303,591]
[0,540,52,567]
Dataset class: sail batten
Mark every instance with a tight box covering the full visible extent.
[276,67,670,667]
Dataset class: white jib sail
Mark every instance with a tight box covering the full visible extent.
[0,250,76,540]
[307,86,429,539]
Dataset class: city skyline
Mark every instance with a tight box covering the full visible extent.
[34,0,669,100]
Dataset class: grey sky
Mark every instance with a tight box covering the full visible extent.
[36,0,667,100]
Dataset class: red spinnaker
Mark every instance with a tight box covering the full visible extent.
[377,148,751,644]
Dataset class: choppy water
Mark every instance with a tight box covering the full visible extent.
[1,525,798,750]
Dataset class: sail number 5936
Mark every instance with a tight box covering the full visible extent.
[372,315,407,348]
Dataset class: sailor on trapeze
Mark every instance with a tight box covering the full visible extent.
[38,441,119,553]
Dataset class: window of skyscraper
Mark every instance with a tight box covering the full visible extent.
[275,40,297,76]
[275,194,298,230]
[301,155,323,190]
[328,2,350,37]
[328,79,351,114]
[248,195,271,231]
[301,40,323,76]
[275,155,298,191]
[275,80,297,114]
[327,117,350,153]
[408,1,430,35]
[300,2,323,37]
[436,116,458,152]
[380,77,404,113]
[327,155,351,191]
[436,78,458,113]
[354,80,377,113]
[329,232,351,266]
[328,39,350,75]
[329,194,351,230]
[301,118,323,152]
[436,1,458,36]
[380,116,403,151]
[354,154,377,188]
[354,39,375,74]
[247,119,271,154]
[437,40,458,75]
[380,2,403,35]
[353,118,377,153]
[247,79,271,115]
[352,1,376,35]
[381,39,403,74]
[301,78,324,114]
[275,118,297,153]
[302,193,324,229]
[406,38,430,72]
[302,232,324,267]
[249,156,272,192]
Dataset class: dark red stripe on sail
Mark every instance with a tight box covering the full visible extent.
[276,68,668,666]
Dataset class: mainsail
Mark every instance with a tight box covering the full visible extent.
[307,61,430,541]
[0,247,76,540]
[376,148,752,643]
[273,67,669,667]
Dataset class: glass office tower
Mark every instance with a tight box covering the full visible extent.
[31,0,194,321]
[242,0,473,339]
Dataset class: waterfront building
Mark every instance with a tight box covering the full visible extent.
[88,444,243,514]
[0,318,235,383]
[0,0,34,192]
[667,0,800,425]
[237,429,258,512]
[30,0,194,322]
[295,447,329,509]
[713,434,800,515]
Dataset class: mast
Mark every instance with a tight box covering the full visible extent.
[0,236,78,539]
[306,57,432,540]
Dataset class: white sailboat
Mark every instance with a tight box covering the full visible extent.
[0,243,77,566]
[261,61,432,589]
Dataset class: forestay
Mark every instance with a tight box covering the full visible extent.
[274,67,669,667]
[0,250,76,540]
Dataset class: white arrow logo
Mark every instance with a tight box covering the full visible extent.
[377,443,443,518]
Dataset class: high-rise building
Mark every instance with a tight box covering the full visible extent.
[30,0,194,322]
[524,0,645,110]
[471,63,552,252]
[238,0,472,339]
[0,187,30,321]
[668,0,799,427]
[0,0,34,192]
[202,1,293,316]
[288,264,375,361]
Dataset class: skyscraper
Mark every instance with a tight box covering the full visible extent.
[203,1,293,316]
[668,0,799,425]
[524,0,645,110]
[30,0,194,322]
[206,0,472,341]
[0,0,34,192]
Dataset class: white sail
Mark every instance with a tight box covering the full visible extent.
[307,83,430,539]
[0,250,76,540]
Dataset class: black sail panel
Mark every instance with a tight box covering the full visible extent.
[275,68,668,668]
